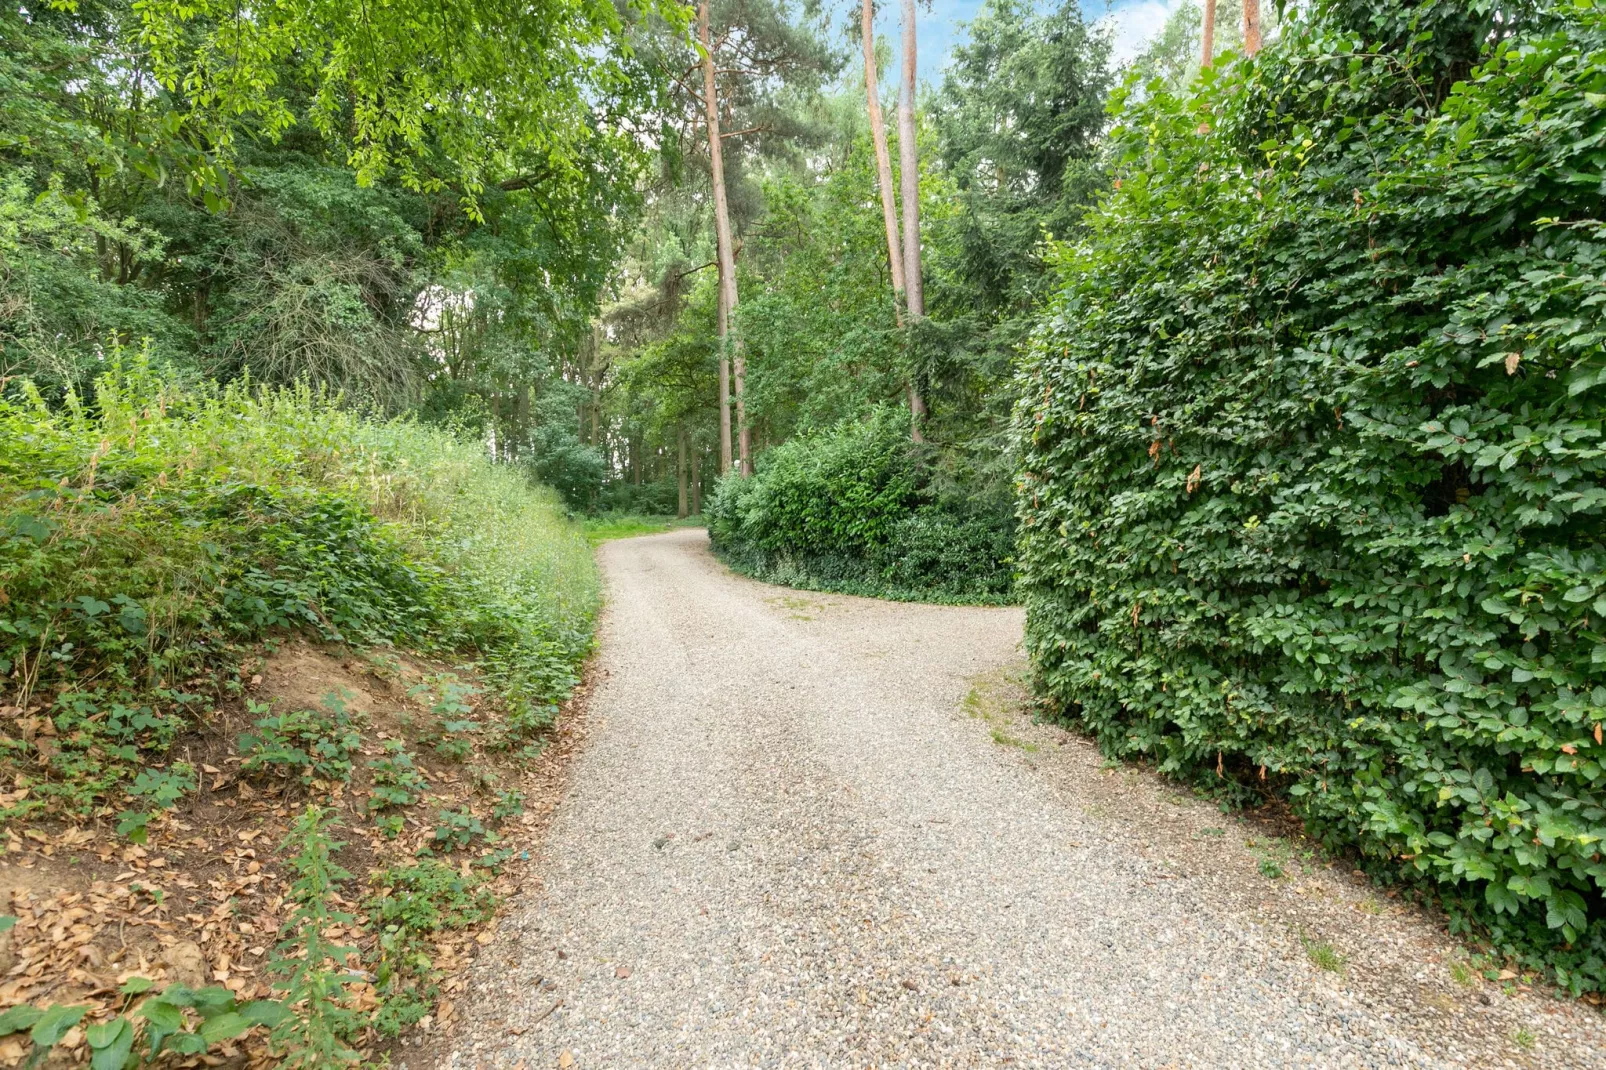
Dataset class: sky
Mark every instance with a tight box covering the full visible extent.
[854,0,1188,83]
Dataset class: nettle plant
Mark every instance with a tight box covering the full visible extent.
[1016,0,1606,990]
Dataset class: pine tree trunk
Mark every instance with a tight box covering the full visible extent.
[897,0,927,442]
[1201,0,1217,69]
[700,2,742,476]
[862,0,905,303]
[692,447,702,515]
[1242,0,1261,56]
[677,426,689,518]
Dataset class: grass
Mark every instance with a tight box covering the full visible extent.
[1301,934,1346,973]
[582,512,702,545]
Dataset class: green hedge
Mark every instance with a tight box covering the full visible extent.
[707,408,1014,602]
[1016,0,1606,991]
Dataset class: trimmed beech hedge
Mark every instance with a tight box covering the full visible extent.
[1016,0,1606,990]
[708,408,1014,602]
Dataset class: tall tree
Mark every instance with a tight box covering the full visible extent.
[699,1,743,474]
[1243,0,1261,55]
[897,0,927,440]
[861,0,906,308]
[1201,0,1218,68]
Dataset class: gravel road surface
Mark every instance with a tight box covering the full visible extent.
[438,529,1604,1069]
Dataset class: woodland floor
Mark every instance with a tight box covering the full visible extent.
[426,528,1605,1070]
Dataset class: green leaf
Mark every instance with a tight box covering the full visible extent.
[0,1005,42,1036]
[238,1000,292,1028]
[29,1004,88,1047]
[197,1010,250,1044]
[0,915,14,933]
[87,1018,135,1070]
[119,977,155,995]
[137,998,183,1034]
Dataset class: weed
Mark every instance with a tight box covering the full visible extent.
[491,789,525,824]
[425,806,489,853]
[1301,934,1345,973]
[367,741,427,813]
[267,806,364,1066]
[116,762,196,843]
[1449,959,1479,988]
[1258,856,1286,880]
[1512,1027,1536,1050]
[989,727,1040,753]
[239,694,362,787]
[366,861,496,1036]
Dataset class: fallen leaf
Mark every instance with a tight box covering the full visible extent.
[559,1050,575,1069]
[1505,352,1521,375]
[614,965,631,979]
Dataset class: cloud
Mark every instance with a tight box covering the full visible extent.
[1101,0,1187,65]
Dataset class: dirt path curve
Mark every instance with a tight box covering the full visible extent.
[439,529,1603,1069]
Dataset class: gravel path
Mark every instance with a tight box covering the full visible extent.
[438,529,1604,1069]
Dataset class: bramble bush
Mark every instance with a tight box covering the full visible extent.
[1017,0,1606,990]
[0,351,599,817]
[707,407,1015,602]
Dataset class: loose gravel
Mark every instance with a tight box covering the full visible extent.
[434,528,1605,1069]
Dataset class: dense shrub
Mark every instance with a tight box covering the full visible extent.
[708,408,1014,601]
[1017,0,1606,991]
[0,353,599,817]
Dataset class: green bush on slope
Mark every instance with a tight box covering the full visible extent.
[1016,0,1606,991]
[707,408,1014,603]
[0,354,598,816]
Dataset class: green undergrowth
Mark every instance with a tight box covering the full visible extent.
[581,511,703,545]
[0,352,599,821]
[707,406,1016,604]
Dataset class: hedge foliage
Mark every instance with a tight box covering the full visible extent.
[1016,0,1606,991]
[708,408,1014,602]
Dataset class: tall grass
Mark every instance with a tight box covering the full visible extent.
[0,350,598,815]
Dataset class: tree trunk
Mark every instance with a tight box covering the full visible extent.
[692,447,702,515]
[700,2,743,476]
[513,384,530,461]
[862,0,905,303]
[897,0,927,443]
[1201,0,1217,69]
[677,426,689,518]
[1242,0,1261,57]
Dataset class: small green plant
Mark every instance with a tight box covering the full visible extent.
[491,788,524,824]
[0,976,286,1067]
[425,806,488,853]
[366,860,497,1036]
[410,676,481,761]
[373,813,405,839]
[239,695,362,787]
[115,763,197,844]
[1258,856,1286,880]
[1301,934,1345,973]
[1512,1027,1536,1051]
[1449,959,1479,989]
[366,742,427,812]
[267,806,364,1067]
